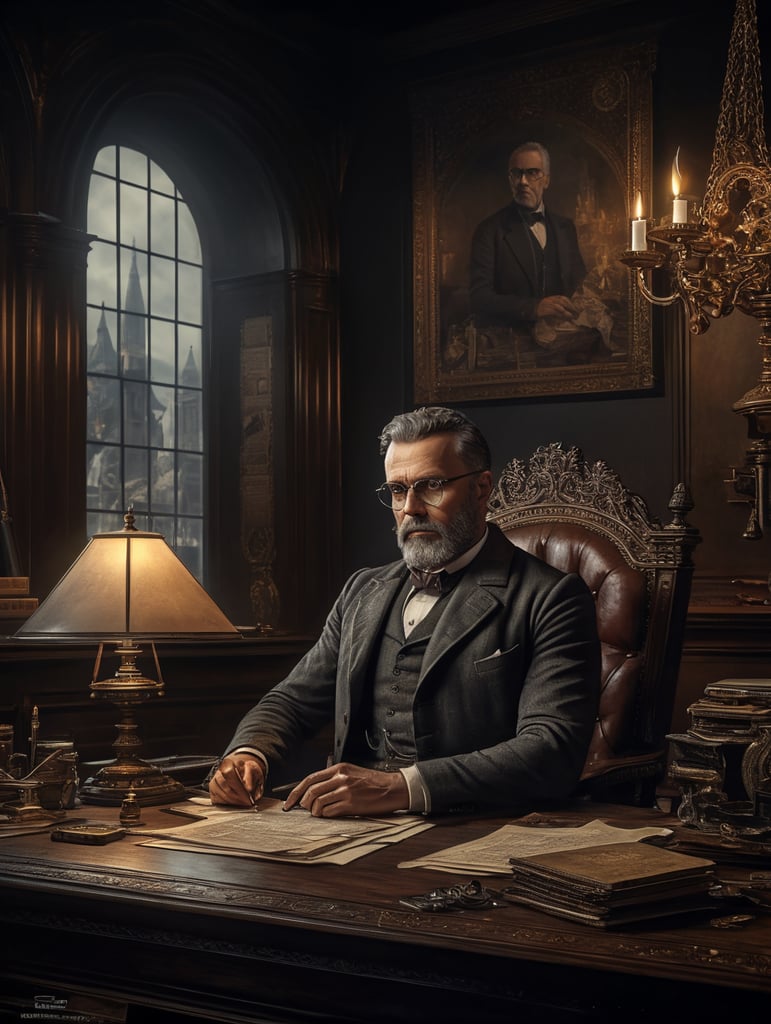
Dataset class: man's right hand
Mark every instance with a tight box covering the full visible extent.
[208,752,265,806]
[536,295,578,321]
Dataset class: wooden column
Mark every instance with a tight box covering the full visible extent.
[0,212,92,598]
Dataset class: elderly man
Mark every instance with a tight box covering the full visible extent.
[469,140,586,330]
[209,406,600,817]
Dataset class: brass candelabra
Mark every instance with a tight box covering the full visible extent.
[621,0,771,542]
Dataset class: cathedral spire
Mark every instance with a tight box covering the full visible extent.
[121,247,147,377]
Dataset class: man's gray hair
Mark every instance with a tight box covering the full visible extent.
[378,406,491,470]
[509,141,550,175]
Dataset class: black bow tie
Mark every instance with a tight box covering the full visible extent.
[522,209,545,226]
[409,569,447,595]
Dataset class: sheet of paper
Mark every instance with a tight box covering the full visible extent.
[398,819,673,875]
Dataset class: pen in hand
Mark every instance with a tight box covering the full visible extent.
[234,769,260,811]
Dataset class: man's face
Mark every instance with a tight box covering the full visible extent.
[383,434,492,571]
[508,148,549,210]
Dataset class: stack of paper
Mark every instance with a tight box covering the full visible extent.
[137,799,433,865]
[503,842,716,927]
[398,819,674,875]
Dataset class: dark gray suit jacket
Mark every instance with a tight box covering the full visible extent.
[469,202,586,326]
[225,524,600,814]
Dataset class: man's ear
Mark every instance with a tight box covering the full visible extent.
[477,470,494,503]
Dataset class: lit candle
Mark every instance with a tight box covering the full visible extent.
[631,192,647,251]
[671,147,688,224]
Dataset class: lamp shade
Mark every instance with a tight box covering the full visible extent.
[16,515,239,640]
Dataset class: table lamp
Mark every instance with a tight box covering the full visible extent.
[16,508,240,805]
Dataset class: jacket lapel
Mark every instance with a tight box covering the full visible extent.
[419,526,515,683]
[342,569,405,705]
[502,219,539,292]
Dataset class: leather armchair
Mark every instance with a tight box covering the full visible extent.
[488,443,701,806]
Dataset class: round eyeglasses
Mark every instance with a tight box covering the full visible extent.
[508,167,545,182]
[375,470,481,509]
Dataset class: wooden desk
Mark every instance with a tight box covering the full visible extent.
[0,801,769,1024]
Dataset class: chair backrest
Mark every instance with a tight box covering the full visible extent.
[487,443,701,804]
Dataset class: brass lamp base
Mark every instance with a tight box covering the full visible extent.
[80,640,187,806]
[80,758,186,806]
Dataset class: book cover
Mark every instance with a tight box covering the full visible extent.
[0,577,30,595]
[0,596,39,616]
[508,841,715,892]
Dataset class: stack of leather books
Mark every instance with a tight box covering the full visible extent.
[504,842,717,928]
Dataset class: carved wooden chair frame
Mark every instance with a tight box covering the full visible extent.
[487,443,701,805]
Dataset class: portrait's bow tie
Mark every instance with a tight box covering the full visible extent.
[523,210,545,225]
[409,569,447,595]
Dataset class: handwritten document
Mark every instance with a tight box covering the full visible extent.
[398,819,673,875]
[137,798,433,865]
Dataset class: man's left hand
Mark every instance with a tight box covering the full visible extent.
[281,763,409,817]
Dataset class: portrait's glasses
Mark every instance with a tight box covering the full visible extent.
[508,167,545,182]
[375,470,481,509]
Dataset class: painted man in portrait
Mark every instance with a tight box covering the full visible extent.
[464,140,614,371]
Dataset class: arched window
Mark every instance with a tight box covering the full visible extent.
[85,145,205,580]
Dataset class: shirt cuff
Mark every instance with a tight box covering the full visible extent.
[400,764,431,814]
[228,747,269,777]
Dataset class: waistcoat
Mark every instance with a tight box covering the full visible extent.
[532,230,563,298]
[358,581,449,770]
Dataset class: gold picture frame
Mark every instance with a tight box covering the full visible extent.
[411,41,655,403]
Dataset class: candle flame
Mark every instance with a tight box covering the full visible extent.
[671,146,682,197]
[634,192,643,219]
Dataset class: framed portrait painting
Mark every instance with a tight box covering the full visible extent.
[411,41,655,403]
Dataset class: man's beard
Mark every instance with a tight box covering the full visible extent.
[396,492,480,571]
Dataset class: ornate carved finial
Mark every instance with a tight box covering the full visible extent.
[666,482,694,529]
[123,507,137,532]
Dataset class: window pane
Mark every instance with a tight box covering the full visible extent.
[152,384,175,450]
[86,443,121,511]
[150,255,175,318]
[178,453,203,514]
[120,312,148,379]
[178,263,202,324]
[152,515,174,541]
[178,202,201,262]
[87,377,120,441]
[124,447,148,508]
[88,509,124,536]
[178,325,202,386]
[177,389,203,452]
[150,162,175,196]
[88,175,117,240]
[87,241,117,309]
[120,247,148,314]
[123,381,148,446]
[151,451,175,513]
[87,306,119,375]
[93,146,116,176]
[150,192,175,257]
[150,318,175,385]
[119,183,148,249]
[119,148,148,186]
